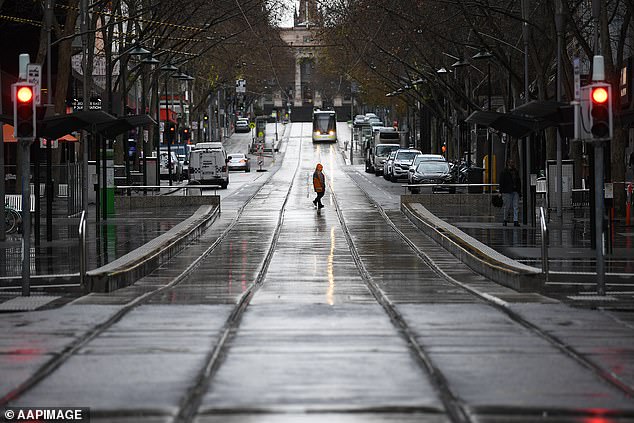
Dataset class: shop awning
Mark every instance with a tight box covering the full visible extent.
[2,111,155,141]
[465,101,573,139]
[96,114,156,139]
[1,123,77,143]
[41,111,155,139]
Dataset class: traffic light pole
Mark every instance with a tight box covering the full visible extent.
[593,141,605,295]
[19,137,34,296]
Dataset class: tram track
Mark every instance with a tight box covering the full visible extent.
[0,123,302,411]
[2,125,631,421]
[330,155,634,418]
[327,173,472,423]
[173,127,304,422]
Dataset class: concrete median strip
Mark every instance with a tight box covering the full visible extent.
[402,201,543,292]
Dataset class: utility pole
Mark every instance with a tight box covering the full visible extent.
[555,0,564,219]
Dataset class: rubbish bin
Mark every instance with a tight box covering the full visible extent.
[468,167,484,193]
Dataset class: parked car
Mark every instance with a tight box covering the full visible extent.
[159,151,183,181]
[409,160,456,194]
[354,115,367,126]
[372,144,400,176]
[383,150,398,180]
[235,119,250,133]
[390,148,422,182]
[227,153,251,172]
[177,154,189,180]
[408,154,447,185]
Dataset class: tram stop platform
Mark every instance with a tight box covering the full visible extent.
[341,135,633,308]
[0,193,220,308]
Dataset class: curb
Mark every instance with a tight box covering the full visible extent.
[402,201,544,292]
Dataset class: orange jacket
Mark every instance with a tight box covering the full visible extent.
[313,165,325,192]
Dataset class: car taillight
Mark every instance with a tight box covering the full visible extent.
[240,159,246,163]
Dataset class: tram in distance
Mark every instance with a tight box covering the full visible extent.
[312,110,337,143]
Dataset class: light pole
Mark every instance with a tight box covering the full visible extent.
[140,55,160,188]
[473,50,493,192]
[160,64,178,185]
[111,45,152,191]
[555,0,565,219]
[452,58,470,164]
[436,67,450,157]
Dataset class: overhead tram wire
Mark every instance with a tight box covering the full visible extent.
[233,0,286,99]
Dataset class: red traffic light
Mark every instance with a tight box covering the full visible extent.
[591,87,608,104]
[16,86,33,103]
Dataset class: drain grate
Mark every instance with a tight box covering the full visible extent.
[0,296,60,311]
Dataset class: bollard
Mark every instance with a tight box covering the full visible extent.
[627,183,632,226]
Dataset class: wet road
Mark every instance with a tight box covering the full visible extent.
[1,123,634,422]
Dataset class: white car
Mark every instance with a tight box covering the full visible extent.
[383,150,397,180]
[390,149,422,182]
[227,153,251,172]
[235,118,250,133]
[159,151,182,181]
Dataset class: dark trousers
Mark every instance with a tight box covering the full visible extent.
[314,191,324,206]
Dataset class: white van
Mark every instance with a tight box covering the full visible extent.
[189,142,230,188]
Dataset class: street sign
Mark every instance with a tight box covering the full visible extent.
[605,183,614,199]
[249,122,255,129]
[26,64,42,106]
[236,79,246,93]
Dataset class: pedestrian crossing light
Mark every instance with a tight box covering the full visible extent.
[589,83,612,140]
[12,82,36,139]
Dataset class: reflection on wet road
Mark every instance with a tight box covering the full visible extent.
[4,122,633,423]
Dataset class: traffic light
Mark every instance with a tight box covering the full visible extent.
[589,83,612,139]
[12,82,36,139]
[164,123,175,143]
[182,128,190,143]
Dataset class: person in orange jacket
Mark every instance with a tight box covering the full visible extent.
[312,163,325,209]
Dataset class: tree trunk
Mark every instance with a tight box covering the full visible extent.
[54,0,79,114]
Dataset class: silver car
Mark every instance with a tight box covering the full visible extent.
[409,160,456,194]
[408,154,446,185]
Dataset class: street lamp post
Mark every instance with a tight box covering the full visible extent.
[115,45,152,190]
[160,64,178,185]
[140,55,159,189]
[473,50,494,192]
[436,67,450,157]
[555,0,565,219]
[451,58,470,164]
